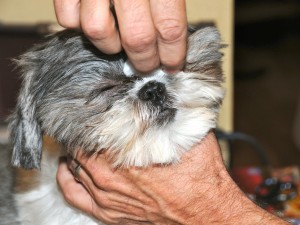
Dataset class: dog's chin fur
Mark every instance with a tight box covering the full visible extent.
[9,27,224,225]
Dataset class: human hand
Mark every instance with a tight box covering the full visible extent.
[53,0,187,73]
[56,132,288,225]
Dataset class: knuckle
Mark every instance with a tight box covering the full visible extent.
[81,19,111,40]
[156,19,186,43]
[93,173,113,189]
[82,24,105,40]
[122,31,156,53]
[92,208,118,224]
[96,195,111,208]
[161,55,184,68]
[101,210,121,224]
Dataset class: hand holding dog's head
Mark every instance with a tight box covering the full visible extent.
[10,27,224,169]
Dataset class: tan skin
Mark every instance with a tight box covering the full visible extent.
[54,1,289,224]
[53,0,187,73]
[57,133,289,225]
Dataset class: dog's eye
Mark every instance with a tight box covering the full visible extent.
[85,85,115,104]
[95,85,115,93]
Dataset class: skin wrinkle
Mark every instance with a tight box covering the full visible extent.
[129,175,167,222]
[156,19,186,44]
[79,0,121,54]
[81,1,108,33]
[83,175,147,221]
[112,195,146,217]
[120,194,154,222]
[133,163,194,224]
[115,1,157,54]
[150,0,187,69]
[53,0,188,72]
[90,169,148,212]
[124,33,157,55]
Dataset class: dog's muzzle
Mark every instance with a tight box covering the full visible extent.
[138,81,176,125]
[138,81,166,107]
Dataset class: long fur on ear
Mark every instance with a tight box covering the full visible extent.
[9,59,43,169]
[185,27,224,80]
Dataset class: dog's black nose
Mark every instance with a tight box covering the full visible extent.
[138,81,166,106]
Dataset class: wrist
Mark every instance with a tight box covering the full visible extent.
[198,176,288,225]
[172,169,289,225]
[155,133,289,225]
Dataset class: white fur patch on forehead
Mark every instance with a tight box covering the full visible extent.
[123,60,135,77]
[123,60,165,78]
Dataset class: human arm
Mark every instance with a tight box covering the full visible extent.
[56,132,290,225]
[53,0,187,73]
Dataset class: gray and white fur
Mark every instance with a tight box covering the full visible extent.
[9,27,224,225]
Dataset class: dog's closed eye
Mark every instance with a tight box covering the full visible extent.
[84,78,133,114]
[85,85,116,105]
[85,75,139,104]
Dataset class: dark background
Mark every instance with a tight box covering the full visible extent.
[0,0,300,168]
[232,0,300,167]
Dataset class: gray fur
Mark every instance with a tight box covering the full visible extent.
[10,31,128,169]
[7,26,225,225]
[9,26,224,169]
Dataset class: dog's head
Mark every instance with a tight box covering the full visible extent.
[10,27,224,169]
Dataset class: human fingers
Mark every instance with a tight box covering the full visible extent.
[114,0,159,73]
[56,157,96,216]
[74,153,154,212]
[80,0,122,54]
[54,0,122,54]
[150,0,187,71]
[54,0,81,28]
[58,157,147,224]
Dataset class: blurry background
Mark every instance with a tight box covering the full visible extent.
[233,0,300,167]
[0,0,299,168]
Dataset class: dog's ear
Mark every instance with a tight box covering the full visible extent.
[185,26,224,79]
[9,61,43,169]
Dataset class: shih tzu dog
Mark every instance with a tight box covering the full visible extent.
[9,26,224,225]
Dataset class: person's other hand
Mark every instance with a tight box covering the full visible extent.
[56,133,224,224]
[57,132,289,225]
[53,0,187,73]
